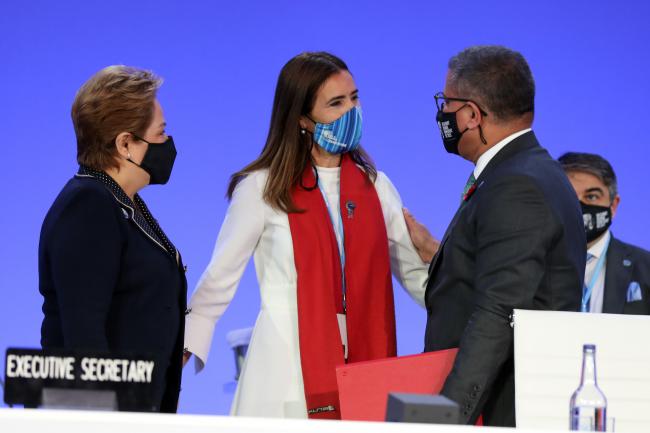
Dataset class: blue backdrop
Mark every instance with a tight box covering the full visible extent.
[1,0,648,415]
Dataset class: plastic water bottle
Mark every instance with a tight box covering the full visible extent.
[570,344,607,431]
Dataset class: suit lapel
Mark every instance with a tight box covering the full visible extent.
[602,236,632,313]
[76,167,177,261]
[427,201,467,278]
[112,193,171,256]
[427,131,541,283]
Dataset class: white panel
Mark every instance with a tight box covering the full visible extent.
[514,309,650,432]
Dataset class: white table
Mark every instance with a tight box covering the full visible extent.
[0,408,569,433]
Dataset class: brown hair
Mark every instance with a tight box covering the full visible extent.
[227,52,376,213]
[558,152,618,201]
[72,65,162,171]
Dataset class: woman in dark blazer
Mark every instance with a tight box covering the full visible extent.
[39,66,187,412]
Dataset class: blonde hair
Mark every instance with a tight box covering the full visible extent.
[72,65,162,170]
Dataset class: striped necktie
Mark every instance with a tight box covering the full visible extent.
[461,173,477,202]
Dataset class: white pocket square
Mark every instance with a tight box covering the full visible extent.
[626,281,642,302]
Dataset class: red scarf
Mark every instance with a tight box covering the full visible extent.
[288,154,396,420]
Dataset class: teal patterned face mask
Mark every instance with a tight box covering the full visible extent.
[309,106,362,154]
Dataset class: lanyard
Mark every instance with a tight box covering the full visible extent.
[317,175,347,313]
[581,235,611,312]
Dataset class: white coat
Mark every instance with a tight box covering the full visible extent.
[184,166,428,418]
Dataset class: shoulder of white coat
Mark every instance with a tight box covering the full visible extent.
[374,170,403,206]
[231,169,268,200]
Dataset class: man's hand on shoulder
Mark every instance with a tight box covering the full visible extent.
[403,208,440,263]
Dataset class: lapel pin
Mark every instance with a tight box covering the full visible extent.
[346,201,356,218]
[623,259,632,267]
[463,181,485,202]
[121,208,129,219]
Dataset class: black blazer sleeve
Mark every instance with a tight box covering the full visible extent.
[441,175,558,423]
[47,187,123,351]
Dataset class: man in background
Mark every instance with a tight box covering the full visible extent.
[559,152,650,315]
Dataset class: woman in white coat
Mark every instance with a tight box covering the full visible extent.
[183,52,437,420]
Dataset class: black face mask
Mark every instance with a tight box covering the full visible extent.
[128,135,177,185]
[436,105,469,155]
[581,202,612,243]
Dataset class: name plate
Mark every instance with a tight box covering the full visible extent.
[4,348,156,411]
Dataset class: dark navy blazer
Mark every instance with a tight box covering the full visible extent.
[602,235,650,315]
[424,131,587,426]
[39,166,187,412]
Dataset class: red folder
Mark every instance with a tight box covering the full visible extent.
[335,349,458,421]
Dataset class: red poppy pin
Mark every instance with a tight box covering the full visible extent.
[463,182,479,202]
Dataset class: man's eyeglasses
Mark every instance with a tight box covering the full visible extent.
[434,92,488,116]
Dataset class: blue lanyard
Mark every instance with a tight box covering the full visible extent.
[581,235,611,312]
[317,176,347,313]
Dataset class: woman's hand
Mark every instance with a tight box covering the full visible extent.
[403,208,440,263]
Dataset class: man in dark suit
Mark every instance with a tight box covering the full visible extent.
[559,152,650,315]
[423,46,587,427]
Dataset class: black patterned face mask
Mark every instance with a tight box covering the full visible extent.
[434,92,488,154]
[581,202,612,243]
[436,105,469,155]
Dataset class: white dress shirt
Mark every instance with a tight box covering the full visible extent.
[317,166,347,358]
[585,230,611,313]
[473,128,532,178]
[317,166,344,257]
